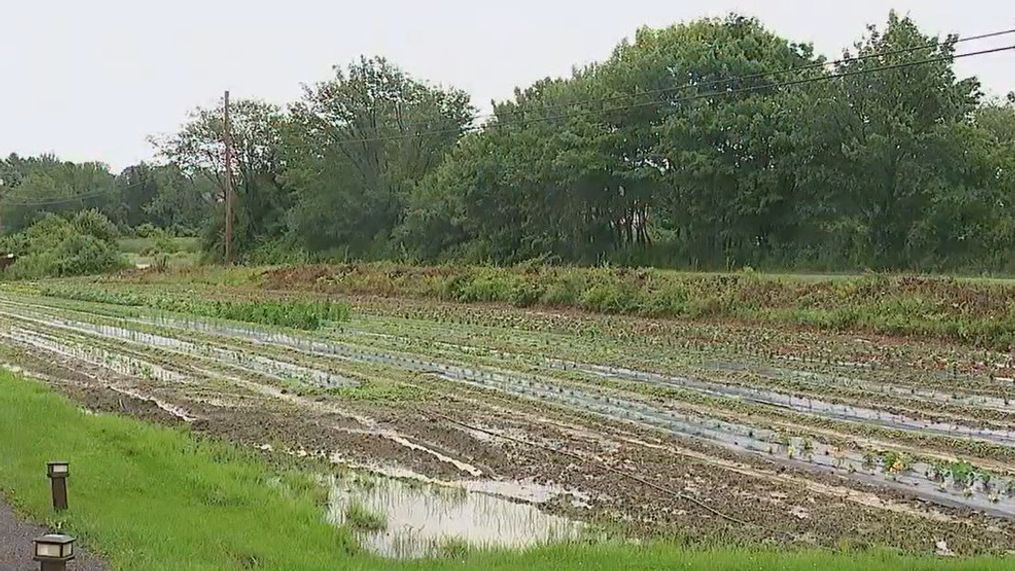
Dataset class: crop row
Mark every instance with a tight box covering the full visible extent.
[38,284,350,329]
[2,293,1013,518]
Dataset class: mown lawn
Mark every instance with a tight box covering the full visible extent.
[0,370,1007,570]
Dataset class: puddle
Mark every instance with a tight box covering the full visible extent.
[326,473,583,558]
[329,455,590,505]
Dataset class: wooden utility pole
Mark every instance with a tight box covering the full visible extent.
[223,90,234,264]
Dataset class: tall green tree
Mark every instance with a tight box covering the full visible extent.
[614,15,817,268]
[113,163,160,228]
[970,98,1015,270]
[152,99,287,257]
[285,56,473,256]
[143,165,215,233]
[402,15,818,266]
[5,13,1015,273]
[798,12,984,268]
[0,155,117,232]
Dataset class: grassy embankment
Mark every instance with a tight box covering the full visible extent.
[0,370,1008,570]
[101,263,1015,350]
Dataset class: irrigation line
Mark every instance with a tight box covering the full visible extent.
[406,371,790,536]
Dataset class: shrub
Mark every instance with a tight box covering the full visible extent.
[508,282,543,307]
[453,269,520,303]
[72,209,120,242]
[134,222,158,238]
[580,282,640,313]
[153,230,178,254]
[241,237,313,266]
[52,233,122,277]
[538,270,585,306]
[1,212,124,279]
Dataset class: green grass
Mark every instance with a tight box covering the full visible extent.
[0,370,356,570]
[124,250,201,270]
[344,501,387,532]
[0,370,1009,570]
[36,283,350,329]
[130,263,1015,350]
[118,237,202,270]
[118,236,200,255]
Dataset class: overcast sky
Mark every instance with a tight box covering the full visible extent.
[2,1,1013,171]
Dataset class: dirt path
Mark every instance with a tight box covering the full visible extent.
[0,500,107,571]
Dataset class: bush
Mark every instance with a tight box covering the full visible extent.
[243,238,311,266]
[17,213,75,250]
[52,233,121,277]
[1,212,125,279]
[153,230,178,254]
[134,223,159,238]
[72,209,120,242]
[451,268,521,303]
[580,282,640,313]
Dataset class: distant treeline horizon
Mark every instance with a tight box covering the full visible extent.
[2,11,1014,273]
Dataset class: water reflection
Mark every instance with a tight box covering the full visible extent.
[326,473,583,558]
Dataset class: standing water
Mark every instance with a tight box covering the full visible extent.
[326,473,583,558]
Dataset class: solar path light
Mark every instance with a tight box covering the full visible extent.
[46,461,69,511]
[33,533,75,571]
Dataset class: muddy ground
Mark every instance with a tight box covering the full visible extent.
[0,286,1012,556]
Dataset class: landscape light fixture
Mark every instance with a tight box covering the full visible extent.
[33,533,75,571]
[46,461,69,511]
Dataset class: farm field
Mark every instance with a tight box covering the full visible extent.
[1,269,1014,563]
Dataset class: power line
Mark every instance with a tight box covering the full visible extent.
[223,90,235,265]
[0,179,151,207]
[312,25,1015,142]
[482,26,1015,124]
[319,43,1015,148]
[6,28,1012,208]
[0,188,117,207]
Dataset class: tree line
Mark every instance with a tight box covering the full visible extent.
[2,12,1014,273]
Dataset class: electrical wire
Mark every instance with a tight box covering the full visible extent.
[318,43,1015,147]
[0,179,154,207]
[482,26,1015,123]
[1,188,117,207]
[311,26,1015,141]
[6,31,1013,208]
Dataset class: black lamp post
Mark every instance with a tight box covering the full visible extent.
[33,533,75,571]
[46,461,69,511]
